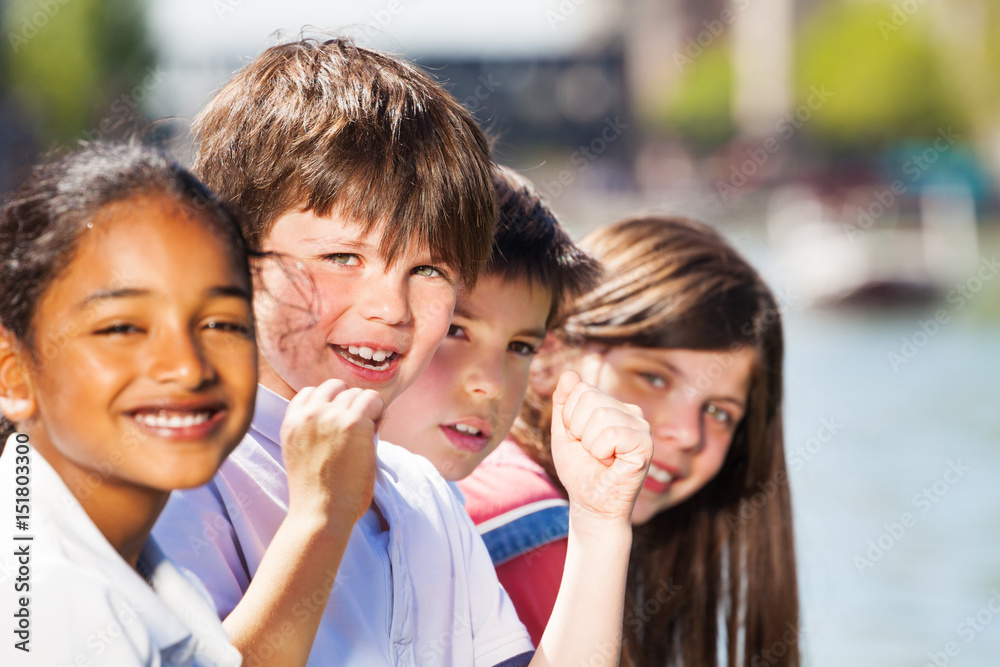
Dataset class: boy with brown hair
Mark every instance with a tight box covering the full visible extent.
[381,165,602,481]
[154,37,652,667]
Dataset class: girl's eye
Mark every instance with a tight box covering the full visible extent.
[205,320,254,338]
[95,323,141,335]
[323,253,359,266]
[705,404,733,426]
[413,265,443,278]
[447,324,467,338]
[640,372,668,389]
[508,340,538,357]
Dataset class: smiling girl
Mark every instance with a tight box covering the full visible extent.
[460,216,800,665]
[0,143,256,665]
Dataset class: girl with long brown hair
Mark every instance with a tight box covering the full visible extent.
[460,215,800,666]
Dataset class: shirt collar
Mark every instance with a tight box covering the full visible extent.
[249,383,291,445]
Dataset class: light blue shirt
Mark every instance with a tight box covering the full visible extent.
[153,385,532,666]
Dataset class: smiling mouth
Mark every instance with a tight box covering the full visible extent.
[127,406,226,437]
[334,345,399,371]
[648,463,675,486]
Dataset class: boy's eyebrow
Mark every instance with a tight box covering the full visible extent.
[453,301,483,322]
[301,235,373,252]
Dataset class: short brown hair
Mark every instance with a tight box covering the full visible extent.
[487,166,600,325]
[192,37,496,285]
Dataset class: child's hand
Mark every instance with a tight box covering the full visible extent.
[280,379,384,527]
[550,370,652,527]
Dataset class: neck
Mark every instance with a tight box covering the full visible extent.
[31,438,168,568]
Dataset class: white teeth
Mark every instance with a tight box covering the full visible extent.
[648,464,674,484]
[134,411,211,429]
[335,347,391,371]
[336,345,394,369]
[453,423,483,436]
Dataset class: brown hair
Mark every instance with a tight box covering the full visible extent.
[512,216,799,666]
[488,166,601,324]
[191,36,496,285]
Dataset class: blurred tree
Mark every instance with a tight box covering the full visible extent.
[656,41,736,149]
[794,0,970,152]
[2,0,155,146]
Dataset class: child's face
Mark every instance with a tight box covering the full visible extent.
[381,275,550,480]
[19,195,257,494]
[573,346,755,525]
[253,209,459,405]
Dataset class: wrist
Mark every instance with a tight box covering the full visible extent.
[567,507,632,544]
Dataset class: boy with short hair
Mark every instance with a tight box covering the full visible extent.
[154,37,651,667]
[381,165,601,481]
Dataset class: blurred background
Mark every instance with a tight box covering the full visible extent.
[2,0,998,664]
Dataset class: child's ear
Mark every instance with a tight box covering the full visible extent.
[0,329,36,423]
[528,333,566,399]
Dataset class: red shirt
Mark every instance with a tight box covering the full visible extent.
[459,440,568,646]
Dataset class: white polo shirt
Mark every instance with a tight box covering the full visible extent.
[152,385,533,666]
[0,435,241,667]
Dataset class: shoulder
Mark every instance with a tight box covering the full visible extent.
[459,440,564,525]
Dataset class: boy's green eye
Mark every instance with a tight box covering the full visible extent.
[413,265,442,278]
[324,253,359,266]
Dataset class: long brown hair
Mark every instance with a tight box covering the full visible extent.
[511,216,799,666]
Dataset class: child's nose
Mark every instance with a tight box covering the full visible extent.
[652,405,703,453]
[465,354,504,400]
[357,275,411,325]
[148,329,214,388]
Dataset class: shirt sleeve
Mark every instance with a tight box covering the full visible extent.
[151,482,250,620]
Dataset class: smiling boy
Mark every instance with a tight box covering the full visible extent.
[381,166,600,481]
[153,37,652,667]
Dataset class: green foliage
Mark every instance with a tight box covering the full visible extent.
[660,42,736,148]
[795,1,970,151]
[3,0,154,144]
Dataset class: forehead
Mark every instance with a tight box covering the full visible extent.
[48,195,246,300]
[263,208,430,258]
[457,274,551,326]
